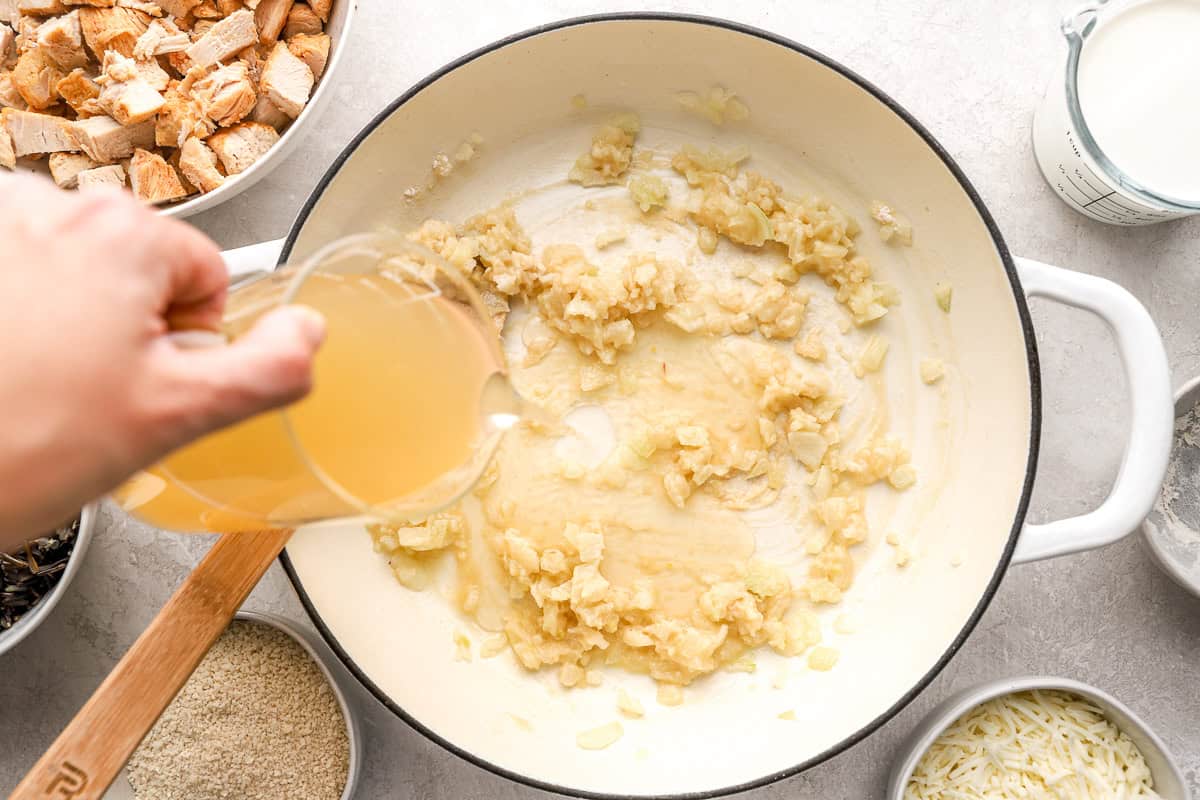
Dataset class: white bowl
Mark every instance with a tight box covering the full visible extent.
[10,2,355,219]
[0,504,97,659]
[165,3,355,219]
[104,610,362,800]
[888,676,1190,800]
[1141,374,1200,598]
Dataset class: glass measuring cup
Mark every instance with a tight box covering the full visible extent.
[1032,0,1200,225]
[115,235,519,533]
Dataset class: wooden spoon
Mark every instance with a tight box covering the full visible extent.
[10,528,294,800]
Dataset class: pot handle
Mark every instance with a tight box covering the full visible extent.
[1012,257,1173,563]
[221,237,286,281]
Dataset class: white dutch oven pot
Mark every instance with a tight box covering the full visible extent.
[221,15,1173,799]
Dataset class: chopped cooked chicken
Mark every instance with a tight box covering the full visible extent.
[76,162,124,189]
[248,91,285,127]
[18,0,68,14]
[282,2,319,37]
[12,48,65,109]
[177,134,222,190]
[78,7,150,59]
[191,59,254,126]
[259,39,308,117]
[155,0,199,16]
[0,23,13,63]
[253,0,290,43]
[37,11,89,70]
[128,145,186,201]
[13,14,38,49]
[115,0,165,14]
[69,113,152,160]
[191,0,220,18]
[5,0,329,199]
[0,72,26,109]
[97,51,164,124]
[56,67,101,115]
[164,49,191,75]
[155,85,209,146]
[0,123,14,168]
[134,55,168,89]
[237,41,266,80]
[206,118,274,173]
[167,146,195,192]
[48,150,99,185]
[186,8,256,68]
[3,108,79,155]
[286,30,326,78]
[132,17,188,58]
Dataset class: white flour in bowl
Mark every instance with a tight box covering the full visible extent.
[1143,399,1200,591]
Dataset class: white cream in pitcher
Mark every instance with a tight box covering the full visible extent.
[1078,0,1200,201]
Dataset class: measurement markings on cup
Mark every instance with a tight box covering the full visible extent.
[1052,130,1172,225]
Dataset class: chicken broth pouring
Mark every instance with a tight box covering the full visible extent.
[118,253,510,533]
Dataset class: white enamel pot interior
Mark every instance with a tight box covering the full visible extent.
[227,15,1174,799]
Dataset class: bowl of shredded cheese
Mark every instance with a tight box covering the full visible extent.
[889,676,1189,800]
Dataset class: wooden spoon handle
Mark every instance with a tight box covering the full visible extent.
[10,528,294,800]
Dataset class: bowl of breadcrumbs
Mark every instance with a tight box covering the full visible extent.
[113,611,359,800]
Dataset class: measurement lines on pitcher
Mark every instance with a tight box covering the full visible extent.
[1053,158,1169,226]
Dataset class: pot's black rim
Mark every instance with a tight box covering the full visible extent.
[277,12,1040,800]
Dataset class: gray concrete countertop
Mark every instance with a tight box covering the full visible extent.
[3,1,1199,797]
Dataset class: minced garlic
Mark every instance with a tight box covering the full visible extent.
[675,86,750,125]
[384,122,925,696]
[569,113,640,186]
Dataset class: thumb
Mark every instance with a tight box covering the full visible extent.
[167,304,327,437]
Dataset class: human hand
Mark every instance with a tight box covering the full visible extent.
[0,174,325,549]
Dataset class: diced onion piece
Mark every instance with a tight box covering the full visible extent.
[617,689,644,718]
[934,281,953,312]
[920,358,945,385]
[856,335,890,376]
[576,721,624,751]
[788,431,828,471]
[889,464,917,490]
[629,174,668,213]
[807,646,839,671]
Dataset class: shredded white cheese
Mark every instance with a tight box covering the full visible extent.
[906,690,1162,799]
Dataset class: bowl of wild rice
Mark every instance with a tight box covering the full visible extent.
[0,504,96,658]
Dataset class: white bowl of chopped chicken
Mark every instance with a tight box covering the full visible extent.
[890,676,1189,799]
[0,0,352,217]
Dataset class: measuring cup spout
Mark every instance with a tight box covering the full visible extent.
[1061,2,1106,40]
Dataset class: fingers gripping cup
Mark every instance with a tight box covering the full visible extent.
[117,236,519,533]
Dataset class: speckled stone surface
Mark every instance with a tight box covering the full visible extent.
[2,1,1198,797]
